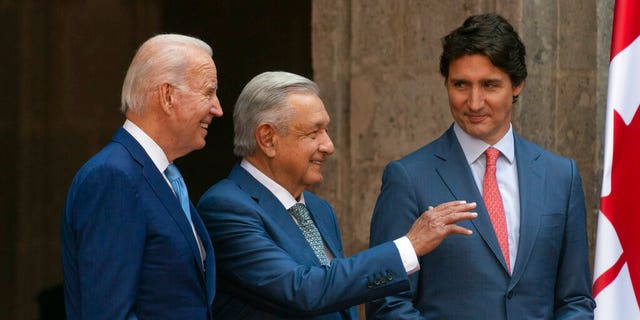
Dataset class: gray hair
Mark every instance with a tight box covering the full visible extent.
[233,71,320,157]
[120,34,212,114]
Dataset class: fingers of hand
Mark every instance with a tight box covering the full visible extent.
[446,224,474,235]
[435,200,476,211]
[426,213,475,231]
[441,210,477,225]
[426,201,477,220]
[422,201,477,235]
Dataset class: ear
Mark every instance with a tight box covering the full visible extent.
[255,123,278,158]
[158,82,175,114]
[513,80,525,97]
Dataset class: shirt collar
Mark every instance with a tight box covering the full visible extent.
[453,122,515,165]
[123,119,171,173]
[240,159,304,210]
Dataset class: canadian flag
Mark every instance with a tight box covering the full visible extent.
[592,0,640,318]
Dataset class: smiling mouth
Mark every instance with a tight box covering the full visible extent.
[200,122,209,129]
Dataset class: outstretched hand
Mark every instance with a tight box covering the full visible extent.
[405,200,477,256]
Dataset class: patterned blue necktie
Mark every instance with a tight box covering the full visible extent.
[164,164,193,225]
[288,203,330,266]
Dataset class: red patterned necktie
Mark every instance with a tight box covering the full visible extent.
[482,147,510,273]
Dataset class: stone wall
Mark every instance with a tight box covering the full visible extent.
[312,0,612,270]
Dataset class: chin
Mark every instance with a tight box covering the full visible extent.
[195,139,207,149]
[304,175,324,187]
[464,127,488,140]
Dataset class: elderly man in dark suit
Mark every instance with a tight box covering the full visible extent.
[62,34,222,319]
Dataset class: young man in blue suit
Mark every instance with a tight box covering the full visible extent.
[61,34,222,319]
[197,71,478,319]
[367,14,595,319]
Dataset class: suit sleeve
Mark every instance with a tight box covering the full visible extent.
[553,160,596,319]
[62,166,145,319]
[198,187,410,317]
[367,161,426,319]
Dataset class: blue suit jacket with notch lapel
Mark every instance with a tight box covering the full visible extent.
[367,125,595,319]
[61,127,215,319]
[198,164,411,319]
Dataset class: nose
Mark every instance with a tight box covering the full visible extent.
[319,130,335,155]
[210,96,223,117]
[468,87,484,111]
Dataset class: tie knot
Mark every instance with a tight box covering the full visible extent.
[485,147,500,167]
[165,163,182,181]
[289,203,311,223]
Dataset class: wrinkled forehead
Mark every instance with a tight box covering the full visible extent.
[286,93,329,125]
[185,52,217,86]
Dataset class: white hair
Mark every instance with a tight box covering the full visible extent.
[120,34,212,114]
[233,71,320,157]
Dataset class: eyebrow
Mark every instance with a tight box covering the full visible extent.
[449,77,504,84]
[449,78,469,83]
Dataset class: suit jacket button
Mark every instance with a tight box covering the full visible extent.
[507,291,513,299]
[367,282,375,288]
[386,273,393,281]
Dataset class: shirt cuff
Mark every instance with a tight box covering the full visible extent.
[393,236,420,275]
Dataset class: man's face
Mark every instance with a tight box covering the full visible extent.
[272,93,334,198]
[446,54,524,145]
[170,52,223,157]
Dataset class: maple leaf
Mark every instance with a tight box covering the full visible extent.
[599,105,640,303]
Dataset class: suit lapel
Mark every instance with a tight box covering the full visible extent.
[435,128,510,273]
[229,165,325,265]
[510,134,545,286]
[190,204,216,302]
[112,128,207,280]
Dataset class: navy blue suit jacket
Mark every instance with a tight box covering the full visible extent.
[197,164,410,319]
[61,127,215,319]
[367,126,595,319]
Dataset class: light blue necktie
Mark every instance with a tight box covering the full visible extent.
[165,164,193,225]
[288,203,330,266]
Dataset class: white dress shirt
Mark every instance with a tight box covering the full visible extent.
[240,159,419,273]
[453,123,521,272]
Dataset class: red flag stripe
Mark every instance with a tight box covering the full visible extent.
[610,0,640,60]
[593,253,626,297]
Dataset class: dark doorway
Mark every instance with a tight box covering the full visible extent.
[3,2,311,318]
[162,1,313,200]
